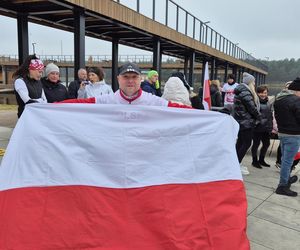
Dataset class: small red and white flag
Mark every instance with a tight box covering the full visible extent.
[294,147,300,160]
[0,104,249,249]
[202,62,212,110]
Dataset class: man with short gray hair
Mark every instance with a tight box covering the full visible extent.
[68,68,87,99]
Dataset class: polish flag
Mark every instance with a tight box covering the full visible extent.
[0,104,249,249]
[202,62,212,110]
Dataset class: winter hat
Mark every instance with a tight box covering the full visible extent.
[242,72,255,84]
[88,67,104,81]
[288,77,300,91]
[171,71,191,91]
[162,77,191,106]
[45,63,59,76]
[147,70,158,79]
[29,59,44,70]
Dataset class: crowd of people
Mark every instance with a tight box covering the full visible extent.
[13,55,300,197]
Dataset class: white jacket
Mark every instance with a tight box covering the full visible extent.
[77,80,113,98]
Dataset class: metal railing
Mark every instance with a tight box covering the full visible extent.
[113,0,268,72]
[0,54,181,64]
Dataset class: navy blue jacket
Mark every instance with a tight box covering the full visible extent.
[141,81,157,95]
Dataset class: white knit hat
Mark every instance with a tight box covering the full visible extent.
[242,72,255,84]
[45,63,59,76]
[162,77,191,106]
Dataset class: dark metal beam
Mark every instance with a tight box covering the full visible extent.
[153,37,161,81]
[210,58,215,80]
[74,8,85,79]
[152,38,161,69]
[184,55,189,79]
[17,12,29,65]
[201,60,207,87]
[224,62,228,83]
[112,38,119,92]
[238,68,242,83]
[214,64,218,80]
[29,9,71,15]
[232,66,238,79]
[188,51,195,86]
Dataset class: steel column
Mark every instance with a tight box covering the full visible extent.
[201,60,207,87]
[152,0,155,20]
[2,65,7,85]
[188,51,195,86]
[214,63,218,80]
[238,68,242,83]
[257,73,262,85]
[165,0,168,25]
[153,38,161,81]
[17,13,29,65]
[199,21,203,43]
[210,58,215,80]
[74,8,85,79]
[185,12,188,35]
[232,66,237,78]
[193,16,196,39]
[224,62,228,83]
[65,67,69,88]
[176,6,179,31]
[184,55,189,80]
[112,38,119,92]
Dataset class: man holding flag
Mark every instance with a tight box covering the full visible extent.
[0,62,250,249]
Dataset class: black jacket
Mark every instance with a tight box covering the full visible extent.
[41,77,68,103]
[254,97,273,133]
[274,90,300,135]
[210,85,223,107]
[233,84,260,130]
[68,80,81,99]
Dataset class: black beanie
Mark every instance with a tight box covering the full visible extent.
[288,77,300,91]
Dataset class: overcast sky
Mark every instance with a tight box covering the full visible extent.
[0,0,299,60]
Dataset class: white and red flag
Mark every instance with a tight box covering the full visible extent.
[202,62,212,110]
[294,148,300,160]
[0,104,249,249]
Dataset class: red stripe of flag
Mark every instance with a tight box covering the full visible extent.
[0,181,249,249]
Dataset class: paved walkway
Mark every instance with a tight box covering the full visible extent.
[0,124,300,249]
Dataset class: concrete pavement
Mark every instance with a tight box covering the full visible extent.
[0,125,300,249]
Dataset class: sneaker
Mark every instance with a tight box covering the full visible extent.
[240,165,250,175]
[252,161,262,169]
[275,186,298,197]
[259,160,270,167]
[275,162,281,170]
